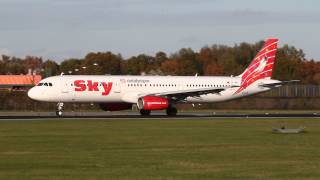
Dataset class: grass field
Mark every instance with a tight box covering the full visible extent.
[0,118,320,180]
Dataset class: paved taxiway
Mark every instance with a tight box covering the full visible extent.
[0,111,320,120]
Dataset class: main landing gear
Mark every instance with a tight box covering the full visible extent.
[166,107,177,116]
[56,102,64,116]
[140,109,151,116]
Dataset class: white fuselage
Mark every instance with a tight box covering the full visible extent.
[28,75,276,104]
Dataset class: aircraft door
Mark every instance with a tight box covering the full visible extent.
[61,82,69,94]
[60,80,75,101]
[113,79,123,94]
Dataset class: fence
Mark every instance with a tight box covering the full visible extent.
[257,85,320,98]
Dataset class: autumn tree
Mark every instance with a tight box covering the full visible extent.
[42,60,59,77]
[234,41,264,70]
[273,45,305,81]
[154,51,168,66]
[83,52,122,75]
[60,58,83,75]
[160,60,179,75]
[0,40,319,85]
[198,46,220,75]
[171,48,200,75]
[218,53,242,76]
[122,54,155,75]
[298,60,320,84]
[23,56,43,74]
[2,56,25,74]
[0,61,5,74]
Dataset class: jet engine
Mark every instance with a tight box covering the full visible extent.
[137,96,169,110]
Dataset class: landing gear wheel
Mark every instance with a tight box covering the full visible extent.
[56,110,63,117]
[56,102,64,117]
[140,109,151,116]
[166,107,177,116]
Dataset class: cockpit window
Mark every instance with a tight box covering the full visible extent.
[37,82,53,87]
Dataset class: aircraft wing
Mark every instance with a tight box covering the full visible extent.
[139,86,238,101]
[259,80,300,88]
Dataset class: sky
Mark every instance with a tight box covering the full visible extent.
[0,0,320,62]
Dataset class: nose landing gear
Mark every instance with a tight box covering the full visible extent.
[56,102,64,116]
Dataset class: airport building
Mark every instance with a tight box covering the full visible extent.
[0,75,41,90]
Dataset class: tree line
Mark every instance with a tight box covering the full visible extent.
[1,40,320,84]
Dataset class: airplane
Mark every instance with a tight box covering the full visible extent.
[27,38,297,116]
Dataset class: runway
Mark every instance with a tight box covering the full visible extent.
[0,111,320,120]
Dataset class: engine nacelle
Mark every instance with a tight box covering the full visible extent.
[99,103,132,111]
[137,96,169,110]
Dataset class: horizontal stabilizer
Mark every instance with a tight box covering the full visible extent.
[259,80,300,88]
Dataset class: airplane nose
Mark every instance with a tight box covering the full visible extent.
[28,87,39,101]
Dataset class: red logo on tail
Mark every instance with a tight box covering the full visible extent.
[235,38,278,94]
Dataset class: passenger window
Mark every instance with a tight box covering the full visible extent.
[49,83,53,86]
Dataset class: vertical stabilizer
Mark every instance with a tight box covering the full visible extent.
[235,38,278,94]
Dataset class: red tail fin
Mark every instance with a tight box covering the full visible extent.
[235,38,278,94]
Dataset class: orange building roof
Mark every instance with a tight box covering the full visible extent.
[0,75,42,85]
